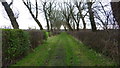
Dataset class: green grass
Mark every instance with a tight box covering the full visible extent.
[12,32,117,66]
[12,35,60,66]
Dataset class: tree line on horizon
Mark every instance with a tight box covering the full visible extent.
[1,0,120,31]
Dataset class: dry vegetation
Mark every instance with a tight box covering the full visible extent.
[67,30,119,64]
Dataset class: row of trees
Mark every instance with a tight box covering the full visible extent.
[1,0,119,31]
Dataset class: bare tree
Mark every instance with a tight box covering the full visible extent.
[93,2,118,30]
[42,1,50,31]
[94,2,109,30]
[74,1,87,30]
[67,2,79,30]
[41,1,58,31]
[60,2,73,31]
[1,0,19,29]
[87,2,97,31]
[47,1,55,31]
[53,9,69,31]
[22,0,43,30]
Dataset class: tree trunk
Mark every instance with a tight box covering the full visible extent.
[2,2,19,29]
[71,13,79,30]
[111,2,120,66]
[76,23,79,31]
[75,2,86,30]
[111,2,120,28]
[73,22,75,30]
[87,2,97,31]
[63,25,67,31]
[50,23,53,31]
[35,0,38,18]
[81,16,86,29]
[43,2,50,31]
[66,21,73,31]
[45,14,50,31]
[79,9,86,29]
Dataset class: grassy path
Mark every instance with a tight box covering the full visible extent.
[12,32,116,66]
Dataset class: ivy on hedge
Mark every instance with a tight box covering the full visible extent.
[42,30,49,40]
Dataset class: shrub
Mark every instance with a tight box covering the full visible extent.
[26,30,45,49]
[2,29,30,66]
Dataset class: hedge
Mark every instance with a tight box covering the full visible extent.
[2,29,47,66]
[68,30,119,64]
[26,30,45,49]
[2,29,30,66]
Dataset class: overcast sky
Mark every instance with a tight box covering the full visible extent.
[0,0,111,29]
[0,0,46,29]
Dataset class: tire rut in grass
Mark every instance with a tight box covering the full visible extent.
[44,39,66,66]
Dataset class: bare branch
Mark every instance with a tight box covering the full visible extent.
[8,0,13,7]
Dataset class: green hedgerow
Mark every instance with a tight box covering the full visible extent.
[2,29,30,65]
